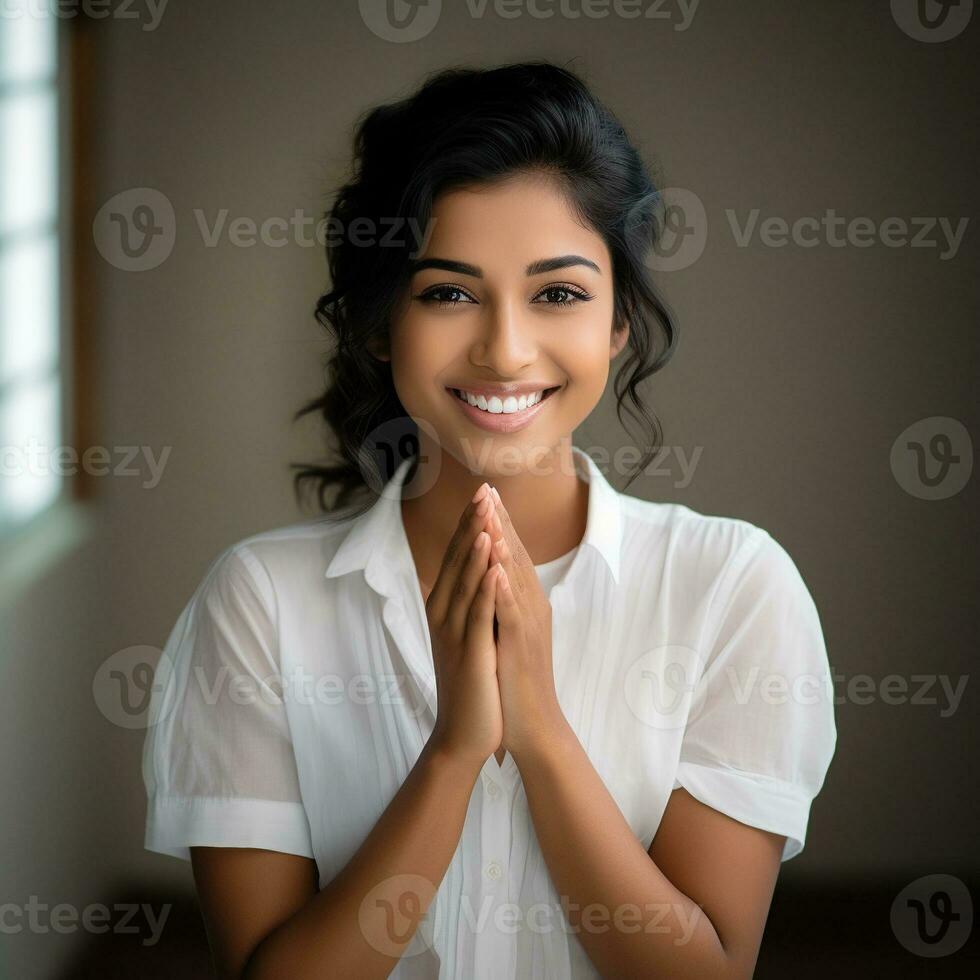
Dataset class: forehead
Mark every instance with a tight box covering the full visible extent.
[422,173,608,274]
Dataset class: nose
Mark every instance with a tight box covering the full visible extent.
[470,296,537,377]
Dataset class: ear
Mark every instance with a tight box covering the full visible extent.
[367,332,391,362]
[610,317,630,360]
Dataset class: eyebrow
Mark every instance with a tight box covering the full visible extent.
[407,254,602,278]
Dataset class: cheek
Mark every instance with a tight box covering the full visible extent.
[553,319,614,393]
[388,319,450,408]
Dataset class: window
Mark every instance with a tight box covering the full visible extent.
[0,2,63,534]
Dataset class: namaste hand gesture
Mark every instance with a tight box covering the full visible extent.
[484,486,567,761]
[423,482,566,769]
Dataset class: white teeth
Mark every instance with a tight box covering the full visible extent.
[454,388,551,414]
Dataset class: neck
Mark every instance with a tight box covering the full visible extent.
[400,434,588,592]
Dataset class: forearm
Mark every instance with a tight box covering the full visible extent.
[245,738,481,980]
[514,723,734,980]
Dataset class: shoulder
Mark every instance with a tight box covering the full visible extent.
[195,511,364,612]
[617,492,782,586]
[614,493,822,626]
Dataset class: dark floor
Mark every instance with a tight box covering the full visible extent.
[61,874,978,978]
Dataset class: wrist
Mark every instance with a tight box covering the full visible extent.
[510,713,577,770]
[421,735,488,781]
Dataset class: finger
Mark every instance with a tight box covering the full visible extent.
[464,562,502,657]
[489,487,529,569]
[427,483,493,623]
[486,493,529,602]
[493,562,523,647]
[445,528,493,640]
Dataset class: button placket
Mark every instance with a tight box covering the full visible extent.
[474,758,513,976]
[371,546,438,724]
[379,600,435,719]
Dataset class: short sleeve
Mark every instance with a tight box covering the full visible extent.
[672,529,837,862]
[141,544,314,862]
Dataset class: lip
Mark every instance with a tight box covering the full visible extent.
[445,384,562,433]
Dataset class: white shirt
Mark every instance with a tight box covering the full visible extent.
[142,445,836,979]
[534,545,578,590]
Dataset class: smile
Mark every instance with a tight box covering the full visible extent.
[445,385,562,433]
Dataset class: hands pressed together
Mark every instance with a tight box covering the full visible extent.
[424,481,569,769]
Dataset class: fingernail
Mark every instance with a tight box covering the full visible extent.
[472,482,489,503]
[491,486,501,504]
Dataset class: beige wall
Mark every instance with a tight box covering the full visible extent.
[3,1,977,974]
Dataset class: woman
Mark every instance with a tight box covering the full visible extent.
[142,61,836,978]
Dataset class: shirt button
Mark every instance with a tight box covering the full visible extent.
[485,860,503,881]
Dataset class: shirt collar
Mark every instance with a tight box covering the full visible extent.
[324,444,622,588]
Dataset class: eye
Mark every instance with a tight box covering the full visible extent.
[416,284,477,308]
[532,283,593,307]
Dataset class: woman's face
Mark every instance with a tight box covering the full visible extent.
[382,172,628,476]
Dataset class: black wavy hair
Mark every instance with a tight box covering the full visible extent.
[290,60,678,515]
